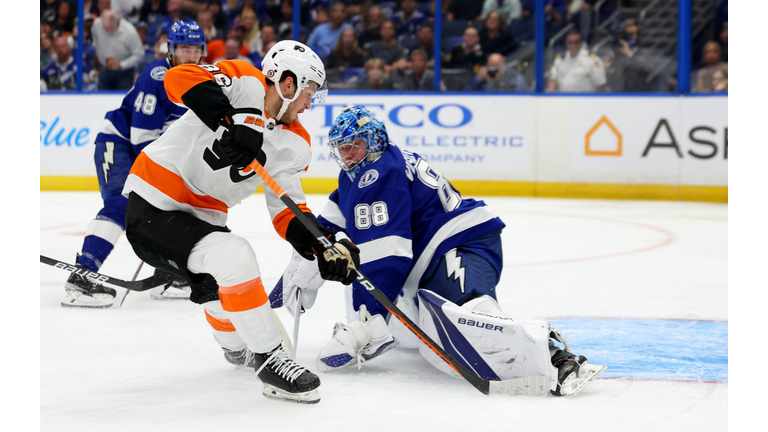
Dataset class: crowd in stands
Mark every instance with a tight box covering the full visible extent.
[41,0,728,93]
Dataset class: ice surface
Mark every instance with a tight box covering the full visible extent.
[40,192,728,431]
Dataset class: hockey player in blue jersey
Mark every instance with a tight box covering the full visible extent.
[276,106,606,396]
[62,21,208,308]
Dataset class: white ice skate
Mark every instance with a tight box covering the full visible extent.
[61,271,116,308]
[149,280,191,300]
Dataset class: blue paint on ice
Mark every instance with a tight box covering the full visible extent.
[548,318,728,382]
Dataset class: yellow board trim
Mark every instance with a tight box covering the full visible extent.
[40,176,728,203]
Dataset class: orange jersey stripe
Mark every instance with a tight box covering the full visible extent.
[272,204,311,240]
[281,120,311,147]
[165,60,267,105]
[204,310,237,332]
[130,152,228,213]
[218,277,268,313]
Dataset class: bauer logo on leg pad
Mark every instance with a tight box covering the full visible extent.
[457,318,503,332]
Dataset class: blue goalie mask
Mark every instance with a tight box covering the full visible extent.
[328,106,389,181]
[167,20,207,62]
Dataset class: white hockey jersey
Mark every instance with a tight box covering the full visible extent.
[122,60,314,239]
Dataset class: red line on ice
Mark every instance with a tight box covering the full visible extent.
[505,211,675,268]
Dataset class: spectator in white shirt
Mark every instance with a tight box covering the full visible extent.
[547,31,606,92]
[92,9,145,90]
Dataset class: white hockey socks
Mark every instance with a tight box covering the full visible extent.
[316,306,397,371]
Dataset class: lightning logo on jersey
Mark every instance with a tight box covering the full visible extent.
[102,142,115,184]
[444,249,466,293]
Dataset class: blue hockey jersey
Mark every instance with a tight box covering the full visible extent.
[318,145,506,316]
[96,58,188,156]
[41,57,78,91]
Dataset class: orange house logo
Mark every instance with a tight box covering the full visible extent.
[585,116,622,156]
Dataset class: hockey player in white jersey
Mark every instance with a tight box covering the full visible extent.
[121,41,360,403]
[275,106,605,396]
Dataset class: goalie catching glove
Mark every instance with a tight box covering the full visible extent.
[219,108,267,169]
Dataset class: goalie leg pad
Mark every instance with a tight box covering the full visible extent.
[417,289,557,386]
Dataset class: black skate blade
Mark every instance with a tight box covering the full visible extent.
[262,384,320,404]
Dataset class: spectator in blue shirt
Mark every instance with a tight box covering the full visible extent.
[148,0,192,45]
[391,0,425,36]
[140,0,168,29]
[307,1,352,59]
[41,35,78,91]
[467,52,527,91]
[363,19,408,71]
[74,39,99,91]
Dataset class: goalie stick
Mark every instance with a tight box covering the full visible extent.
[40,255,174,292]
[249,159,550,397]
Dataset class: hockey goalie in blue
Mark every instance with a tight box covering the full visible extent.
[275,106,606,396]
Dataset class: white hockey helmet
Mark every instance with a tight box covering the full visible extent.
[261,40,328,116]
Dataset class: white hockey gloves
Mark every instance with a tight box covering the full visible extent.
[316,305,397,371]
[278,250,327,316]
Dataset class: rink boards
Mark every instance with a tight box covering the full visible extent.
[40,93,727,202]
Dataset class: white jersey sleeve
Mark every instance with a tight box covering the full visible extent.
[122,60,314,235]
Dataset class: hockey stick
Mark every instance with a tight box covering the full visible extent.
[292,289,302,360]
[119,261,145,307]
[268,278,303,359]
[40,255,174,291]
[249,160,550,397]
[41,254,298,354]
